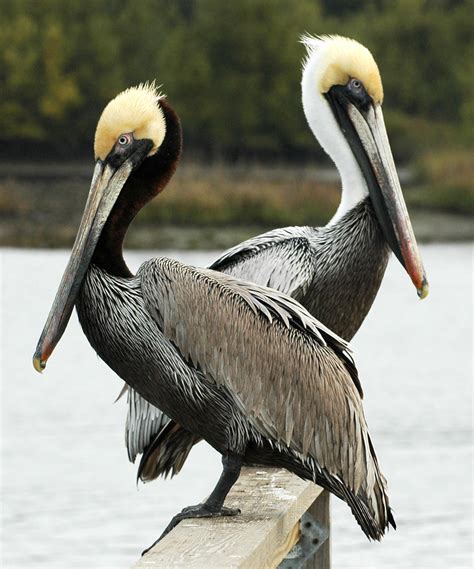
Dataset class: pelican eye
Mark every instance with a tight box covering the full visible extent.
[349,78,362,91]
[345,78,371,110]
[118,133,132,146]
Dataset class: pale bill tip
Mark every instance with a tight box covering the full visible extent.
[417,279,429,300]
[33,355,46,374]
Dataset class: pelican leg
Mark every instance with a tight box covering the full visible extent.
[142,453,243,555]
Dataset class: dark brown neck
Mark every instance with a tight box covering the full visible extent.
[92,99,182,277]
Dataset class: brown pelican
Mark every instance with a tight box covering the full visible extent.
[33,83,395,546]
[126,35,429,483]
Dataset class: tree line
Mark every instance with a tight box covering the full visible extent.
[1,0,472,161]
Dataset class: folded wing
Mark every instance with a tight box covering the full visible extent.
[140,258,370,481]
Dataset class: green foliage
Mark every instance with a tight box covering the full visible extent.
[0,0,472,158]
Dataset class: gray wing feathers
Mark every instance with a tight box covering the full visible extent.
[138,256,388,527]
[209,227,317,298]
[124,385,170,463]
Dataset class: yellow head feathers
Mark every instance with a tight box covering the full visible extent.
[302,35,383,104]
[94,82,166,161]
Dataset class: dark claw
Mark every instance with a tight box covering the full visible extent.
[141,503,241,556]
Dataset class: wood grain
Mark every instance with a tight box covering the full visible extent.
[132,466,323,569]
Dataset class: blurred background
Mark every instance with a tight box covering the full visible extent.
[1,1,472,568]
[0,0,472,247]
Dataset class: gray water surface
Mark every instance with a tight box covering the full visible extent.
[1,244,472,568]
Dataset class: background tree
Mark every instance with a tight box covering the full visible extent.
[0,0,472,159]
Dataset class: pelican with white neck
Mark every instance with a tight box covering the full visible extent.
[301,35,380,222]
[301,35,427,292]
[122,36,430,487]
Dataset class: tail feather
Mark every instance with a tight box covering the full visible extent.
[317,431,395,540]
[317,467,394,541]
[244,438,395,541]
[137,421,201,482]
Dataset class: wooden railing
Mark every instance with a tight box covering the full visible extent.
[133,467,330,569]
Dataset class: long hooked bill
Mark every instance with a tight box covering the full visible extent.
[32,160,132,373]
[347,103,428,299]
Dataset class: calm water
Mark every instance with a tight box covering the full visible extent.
[1,244,472,568]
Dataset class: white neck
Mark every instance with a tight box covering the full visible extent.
[301,55,368,225]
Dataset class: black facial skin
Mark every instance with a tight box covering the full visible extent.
[324,78,373,125]
[344,78,373,112]
[106,136,154,171]
[323,79,405,269]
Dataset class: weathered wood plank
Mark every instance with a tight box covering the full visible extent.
[133,467,323,569]
[269,520,300,568]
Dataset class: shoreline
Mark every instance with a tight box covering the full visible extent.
[1,211,472,250]
[1,162,472,249]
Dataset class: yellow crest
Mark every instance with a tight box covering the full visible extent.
[302,35,384,104]
[94,82,166,160]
